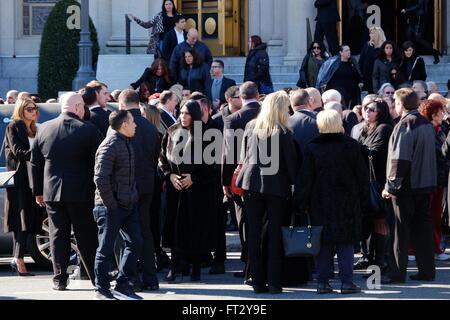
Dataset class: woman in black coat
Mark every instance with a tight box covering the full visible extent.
[177,49,210,94]
[236,91,298,294]
[158,100,215,282]
[244,35,273,94]
[4,97,43,276]
[357,101,393,269]
[295,109,369,294]
[297,41,328,88]
[358,27,386,94]
[399,41,427,83]
[130,58,173,95]
[372,41,402,93]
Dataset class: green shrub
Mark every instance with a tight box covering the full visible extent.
[38,0,100,100]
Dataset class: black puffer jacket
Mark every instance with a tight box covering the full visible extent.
[94,131,138,210]
[244,43,272,86]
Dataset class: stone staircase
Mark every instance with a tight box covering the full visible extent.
[95,54,450,94]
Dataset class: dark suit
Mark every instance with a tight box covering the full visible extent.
[212,105,232,132]
[162,29,187,62]
[289,109,320,155]
[222,101,260,270]
[159,107,177,137]
[90,106,111,138]
[205,77,237,107]
[314,0,340,56]
[31,112,102,286]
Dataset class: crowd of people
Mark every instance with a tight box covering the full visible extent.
[2,0,450,300]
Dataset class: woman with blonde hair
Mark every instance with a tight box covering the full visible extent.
[359,26,387,94]
[4,97,43,276]
[236,91,298,294]
[295,109,369,294]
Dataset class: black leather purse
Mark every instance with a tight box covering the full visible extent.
[282,211,323,257]
[368,153,385,216]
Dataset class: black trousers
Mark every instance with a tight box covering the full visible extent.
[390,193,435,280]
[244,191,285,288]
[314,21,339,56]
[46,202,98,286]
[212,186,227,264]
[13,231,28,259]
[138,193,158,285]
[233,194,248,264]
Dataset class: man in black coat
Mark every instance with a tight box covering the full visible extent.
[222,81,261,279]
[158,90,178,136]
[86,80,112,138]
[93,110,142,300]
[205,60,237,112]
[288,89,320,155]
[162,15,187,62]
[314,0,340,56]
[115,90,161,291]
[31,92,102,290]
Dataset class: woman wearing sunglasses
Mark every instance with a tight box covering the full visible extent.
[4,97,43,276]
[297,41,328,89]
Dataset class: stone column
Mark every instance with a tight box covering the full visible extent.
[268,0,283,56]
[0,0,15,56]
[259,0,273,43]
[248,0,261,37]
[283,0,315,65]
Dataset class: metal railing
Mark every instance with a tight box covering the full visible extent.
[125,14,131,55]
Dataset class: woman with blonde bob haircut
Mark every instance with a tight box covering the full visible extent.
[295,108,369,295]
[4,97,43,276]
[236,91,299,294]
[359,26,387,94]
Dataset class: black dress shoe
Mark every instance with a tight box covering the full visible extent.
[341,282,361,294]
[252,285,269,294]
[317,282,333,294]
[53,283,67,291]
[409,273,435,281]
[209,264,225,275]
[268,286,283,294]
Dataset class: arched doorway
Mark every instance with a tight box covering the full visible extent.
[339,0,442,55]
[176,0,248,56]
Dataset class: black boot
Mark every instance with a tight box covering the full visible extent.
[433,49,440,64]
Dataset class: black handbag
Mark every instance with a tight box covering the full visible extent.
[368,153,385,216]
[282,211,323,257]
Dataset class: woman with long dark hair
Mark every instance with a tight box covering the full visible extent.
[130,58,173,96]
[4,97,43,276]
[159,100,215,282]
[357,100,394,270]
[399,41,427,83]
[297,41,328,88]
[128,0,179,57]
[244,35,273,94]
[372,41,402,93]
[178,49,209,94]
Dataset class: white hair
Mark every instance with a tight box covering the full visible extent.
[322,89,342,104]
[324,101,343,114]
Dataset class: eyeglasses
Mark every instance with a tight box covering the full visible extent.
[312,46,321,50]
[385,91,395,95]
[24,106,38,113]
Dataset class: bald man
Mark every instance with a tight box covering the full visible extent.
[6,90,18,104]
[305,87,323,112]
[31,92,102,291]
[169,28,213,82]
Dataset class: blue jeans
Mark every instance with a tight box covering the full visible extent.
[93,205,143,291]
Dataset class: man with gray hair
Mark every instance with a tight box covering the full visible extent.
[322,89,342,105]
[427,81,439,95]
[169,28,213,81]
[31,92,102,291]
[289,89,320,154]
[6,90,19,104]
